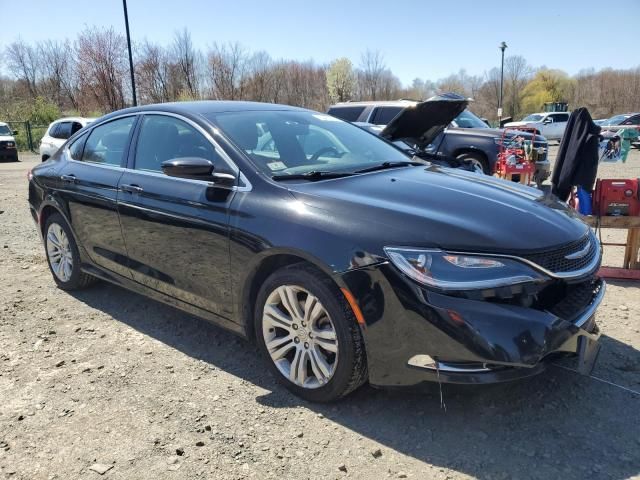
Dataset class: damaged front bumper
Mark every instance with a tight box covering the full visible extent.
[340,264,605,388]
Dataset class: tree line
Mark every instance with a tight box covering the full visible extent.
[2,26,639,124]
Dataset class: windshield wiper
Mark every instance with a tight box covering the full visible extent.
[271,170,356,181]
[353,160,429,174]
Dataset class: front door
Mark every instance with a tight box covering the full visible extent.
[117,113,235,317]
[56,116,137,278]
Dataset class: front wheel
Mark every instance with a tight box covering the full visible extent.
[254,265,367,402]
[44,213,96,290]
[456,152,489,174]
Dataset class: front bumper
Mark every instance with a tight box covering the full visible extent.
[340,263,604,388]
[0,148,18,161]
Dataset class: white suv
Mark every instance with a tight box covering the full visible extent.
[39,117,95,161]
[504,112,570,141]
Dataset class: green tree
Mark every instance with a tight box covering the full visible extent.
[521,69,575,113]
[326,57,356,102]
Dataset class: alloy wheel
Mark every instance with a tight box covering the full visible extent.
[262,285,338,389]
[46,223,73,282]
[465,158,485,174]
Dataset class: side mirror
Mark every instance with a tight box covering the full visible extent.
[543,117,553,124]
[12,130,18,136]
[161,157,236,186]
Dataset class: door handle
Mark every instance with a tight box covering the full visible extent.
[60,174,77,184]
[120,184,144,194]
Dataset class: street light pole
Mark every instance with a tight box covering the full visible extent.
[498,41,507,126]
[123,0,137,106]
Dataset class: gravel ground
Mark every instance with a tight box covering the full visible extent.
[1,150,639,480]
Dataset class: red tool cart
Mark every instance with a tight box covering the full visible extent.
[494,127,538,185]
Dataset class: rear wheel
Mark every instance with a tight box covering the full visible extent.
[456,152,489,174]
[254,265,367,402]
[44,213,96,290]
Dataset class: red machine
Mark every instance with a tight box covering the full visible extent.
[592,179,640,216]
[494,127,537,184]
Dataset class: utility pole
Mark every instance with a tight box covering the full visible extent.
[123,0,137,106]
[498,41,507,126]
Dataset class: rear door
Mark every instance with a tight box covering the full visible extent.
[116,113,235,317]
[56,116,137,278]
[550,113,570,139]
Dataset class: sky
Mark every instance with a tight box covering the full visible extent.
[2,0,639,85]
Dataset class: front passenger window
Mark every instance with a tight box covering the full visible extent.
[134,115,221,173]
[82,117,135,166]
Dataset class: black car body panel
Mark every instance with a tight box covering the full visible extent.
[29,101,603,390]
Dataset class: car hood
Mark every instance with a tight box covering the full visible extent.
[0,135,15,142]
[448,127,547,143]
[287,165,587,255]
[504,121,538,127]
[379,94,468,147]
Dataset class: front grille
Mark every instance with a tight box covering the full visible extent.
[547,280,601,321]
[520,233,598,274]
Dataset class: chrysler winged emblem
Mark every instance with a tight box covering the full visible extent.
[565,240,591,260]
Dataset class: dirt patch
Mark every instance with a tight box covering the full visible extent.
[1,152,639,479]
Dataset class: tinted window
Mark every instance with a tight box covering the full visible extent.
[71,122,84,135]
[371,107,403,125]
[82,117,135,166]
[51,122,72,139]
[327,106,366,122]
[621,115,640,125]
[68,133,87,160]
[0,125,12,136]
[550,113,569,122]
[134,115,220,172]
[453,110,489,129]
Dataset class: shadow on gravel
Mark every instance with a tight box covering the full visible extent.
[71,283,640,480]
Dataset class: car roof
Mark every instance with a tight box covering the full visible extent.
[330,100,418,108]
[0,122,8,127]
[51,117,96,124]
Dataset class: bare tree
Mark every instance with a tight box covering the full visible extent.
[504,55,532,119]
[39,40,79,109]
[4,39,40,98]
[207,42,249,100]
[358,50,386,100]
[172,29,201,99]
[136,41,172,103]
[76,27,128,112]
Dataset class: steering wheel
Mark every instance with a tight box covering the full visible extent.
[309,146,342,162]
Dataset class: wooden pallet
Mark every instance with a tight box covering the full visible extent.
[582,215,640,280]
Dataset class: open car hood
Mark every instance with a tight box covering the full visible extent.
[379,93,469,147]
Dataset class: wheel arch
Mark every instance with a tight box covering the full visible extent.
[453,147,491,172]
[238,248,346,341]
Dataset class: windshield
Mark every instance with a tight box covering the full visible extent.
[208,110,409,177]
[0,125,11,136]
[605,114,628,125]
[523,114,544,122]
[452,110,489,129]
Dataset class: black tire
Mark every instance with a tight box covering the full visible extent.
[43,213,96,290]
[254,264,367,402]
[456,152,489,174]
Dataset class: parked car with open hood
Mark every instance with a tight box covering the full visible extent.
[327,95,550,187]
[29,101,603,402]
[40,117,95,161]
[504,111,570,141]
[0,122,18,162]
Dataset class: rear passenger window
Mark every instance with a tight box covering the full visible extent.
[327,106,366,122]
[52,122,72,139]
[551,113,569,123]
[82,117,135,166]
[371,107,403,125]
[134,115,220,173]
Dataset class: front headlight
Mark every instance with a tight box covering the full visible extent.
[384,247,546,291]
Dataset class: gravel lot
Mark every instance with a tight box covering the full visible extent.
[1,150,639,480]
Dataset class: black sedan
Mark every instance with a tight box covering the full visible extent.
[28,101,604,402]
